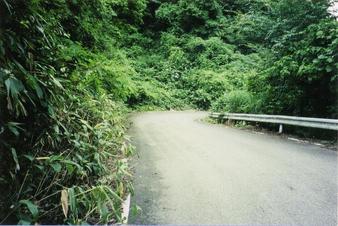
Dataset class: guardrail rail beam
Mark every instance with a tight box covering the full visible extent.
[209,112,338,131]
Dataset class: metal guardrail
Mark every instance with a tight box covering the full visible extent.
[209,112,338,132]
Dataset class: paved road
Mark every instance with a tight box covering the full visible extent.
[128,111,337,225]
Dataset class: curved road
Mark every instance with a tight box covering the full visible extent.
[129,111,337,225]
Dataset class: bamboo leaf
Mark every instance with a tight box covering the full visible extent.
[19,199,39,219]
[51,163,62,173]
[68,187,78,216]
[61,189,69,217]
[11,148,20,172]
[5,76,25,99]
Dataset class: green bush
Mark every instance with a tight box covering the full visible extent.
[72,56,137,101]
[183,70,231,109]
[212,90,255,113]
[0,0,142,224]
[126,79,185,110]
[185,37,236,69]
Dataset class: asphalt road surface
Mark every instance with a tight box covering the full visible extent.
[128,111,337,225]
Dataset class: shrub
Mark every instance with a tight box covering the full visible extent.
[184,70,231,109]
[127,80,186,110]
[184,37,236,69]
[212,90,255,113]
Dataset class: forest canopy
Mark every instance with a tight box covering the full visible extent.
[0,0,337,224]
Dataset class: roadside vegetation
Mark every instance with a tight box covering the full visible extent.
[0,0,337,224]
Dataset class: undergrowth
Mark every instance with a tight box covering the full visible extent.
[1,0,337,223]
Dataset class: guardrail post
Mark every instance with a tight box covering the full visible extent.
[278,124,283,134]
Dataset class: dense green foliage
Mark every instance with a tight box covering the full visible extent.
[0,0,145,224]
[134,0,337,117]
[0,0,337,224]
